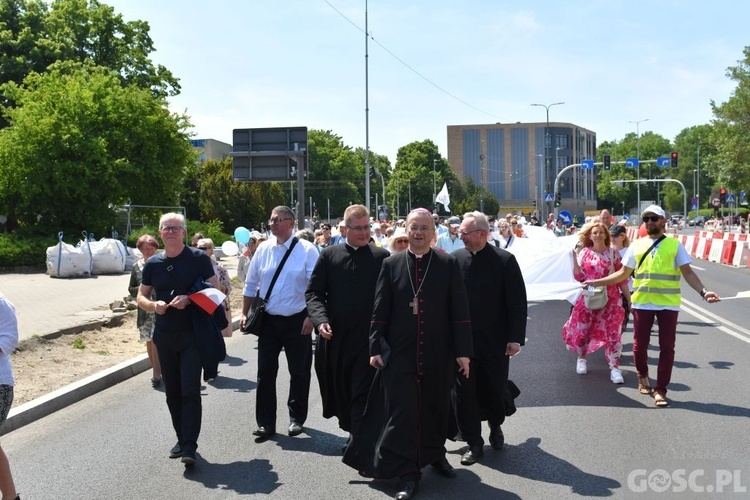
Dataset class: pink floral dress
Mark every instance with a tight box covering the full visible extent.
[561,246,625,367]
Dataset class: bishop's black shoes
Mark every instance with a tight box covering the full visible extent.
[253,426,276,439]
[395,479,419,500]
[431,457,456,478]
[288,421,304,436]
[460,445,484,466]
[168,442,182,459]
[489,425,505,450]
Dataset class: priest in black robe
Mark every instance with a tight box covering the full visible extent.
[344,208,473,500]
[306,204,389,440]
[451,211,527,466]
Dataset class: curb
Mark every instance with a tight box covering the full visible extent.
[0,317,242,436]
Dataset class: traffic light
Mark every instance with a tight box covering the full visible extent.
[720,187,727,205]
[603,154,611,170]
[555,192,561,207]
[670,151,679,168]
[532,199,537,207]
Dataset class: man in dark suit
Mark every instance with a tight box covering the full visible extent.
[306,204,389,449]
[452,211,527,466]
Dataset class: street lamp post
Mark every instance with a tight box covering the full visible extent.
[628,118,649,216]
[536,154,543,213]
[696,144,702,210]
[531,102,565,219]
[433,159,437,213]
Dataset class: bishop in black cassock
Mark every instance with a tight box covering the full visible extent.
[306,235,389,435]
[343,209,473,496]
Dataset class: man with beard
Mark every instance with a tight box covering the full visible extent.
[344,208,473,500]
[584,205,720,407]
[451,211,527,466]
[306,204,389,451]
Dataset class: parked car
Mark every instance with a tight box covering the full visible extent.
[688,215,706,227]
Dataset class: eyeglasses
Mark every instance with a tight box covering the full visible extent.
[268,217,293,224]
[643,216,662,223]
[511,222,518,226]
[160,225,183,233]
[346,225,371,232]
[394,238,409,244]
[458,229,482,237]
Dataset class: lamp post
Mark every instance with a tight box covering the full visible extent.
[696,144,701,210]
[536,154,543,212]
[531,101,565,220]
[628,118,649,215]
[433,158,437,213]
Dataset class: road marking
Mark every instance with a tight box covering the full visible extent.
[681,298,750,345]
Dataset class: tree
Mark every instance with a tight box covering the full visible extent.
[0,0,179,128]
[711,46,750,192]
[307,129,362,219]
[0,61,193,235]
[389,139,454,214]
[200,158,285,231]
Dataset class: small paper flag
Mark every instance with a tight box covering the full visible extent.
[189,288,227,315]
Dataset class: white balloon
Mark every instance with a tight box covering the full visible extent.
[221,240,239,256]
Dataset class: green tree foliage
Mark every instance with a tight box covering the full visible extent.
[0,0,179,127]
[451,177,499,217]
[711,46,750,192]
[307,129,362,219]
[389,139,455,215]
[199,158,285,232]
[0,61,193,235]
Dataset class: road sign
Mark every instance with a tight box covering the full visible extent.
[231,127,308,181]
[581,160,594,170]
[656,157,671,167]
[545,193,554,203]
[622,213,630,220]
[712,198,720,208]
[726,193,736,203]
[558,210,573,224]
[625,158,639,168]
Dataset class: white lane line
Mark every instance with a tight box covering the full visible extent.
[681,298,750,345]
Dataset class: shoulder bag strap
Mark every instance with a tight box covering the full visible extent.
[635,235,666,274]
[162,253,190,295]
[263,237,298,302]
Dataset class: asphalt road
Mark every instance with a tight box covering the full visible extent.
[4,259,750,499]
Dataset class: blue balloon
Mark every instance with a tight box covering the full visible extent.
[234,226,251,244]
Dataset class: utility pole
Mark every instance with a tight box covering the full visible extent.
[629,118,649,215]
[531,102,565,219]
[433,158,437,213]
[479,153,485,213]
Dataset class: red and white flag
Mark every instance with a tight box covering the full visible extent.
[189,288,226,315]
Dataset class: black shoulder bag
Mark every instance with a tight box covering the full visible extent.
[242,237,298,336]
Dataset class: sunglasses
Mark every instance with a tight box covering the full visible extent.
[643,216,661,223]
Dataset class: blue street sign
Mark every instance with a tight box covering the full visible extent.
[656,157,671,167]
[692,203,698,210]
[544,193,554,203]
[625,158,639,168]
[622,213,630,220]
[558,210,573,224]
[581,160,595,170]
[726,193,736,203]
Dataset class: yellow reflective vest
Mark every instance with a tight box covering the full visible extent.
[631,237,681,308]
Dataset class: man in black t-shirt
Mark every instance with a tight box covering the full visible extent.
[139,212,219,467]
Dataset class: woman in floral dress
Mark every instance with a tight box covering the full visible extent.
[562,222,631,384]
[196,238,233,338]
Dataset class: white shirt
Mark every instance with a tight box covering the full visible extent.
[0,293,19,386]
[243,235,320,316]
[436,231,465,253]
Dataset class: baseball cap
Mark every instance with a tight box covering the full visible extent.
[448,216,461,227]
[610,225,627,238]
[641,204,666,218]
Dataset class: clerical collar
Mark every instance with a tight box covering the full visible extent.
[346,241,366,250]
[408,248,430,259]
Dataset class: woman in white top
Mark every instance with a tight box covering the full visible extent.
[0,293,20,500]
[497,220,515,248]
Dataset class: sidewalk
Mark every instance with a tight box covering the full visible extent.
[0,254,241,435]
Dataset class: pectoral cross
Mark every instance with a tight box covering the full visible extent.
[410,298,418,315]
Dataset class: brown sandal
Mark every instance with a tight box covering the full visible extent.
[637,376,652,395]
[654,392,669,407]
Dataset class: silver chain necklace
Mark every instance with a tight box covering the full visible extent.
[405,249,434,315]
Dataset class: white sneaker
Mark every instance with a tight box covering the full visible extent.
[576,358,587,375]
[610,368,624,384]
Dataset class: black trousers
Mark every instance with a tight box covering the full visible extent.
[454,356,509,447]
[256,310,313,427]
[154,329,202,450]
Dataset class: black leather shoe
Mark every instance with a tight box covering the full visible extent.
[395,479,419,499]
[168,442,182,459]
[431,457,456,478]
[253,426,276,438]
[489,425,505,450]
[288,422,304,436]
[460,445,484,466]
[181,448,196,466]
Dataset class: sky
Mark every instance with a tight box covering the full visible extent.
[105,0,748,167]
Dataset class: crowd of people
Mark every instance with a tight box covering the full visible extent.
[119,203,722,500]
